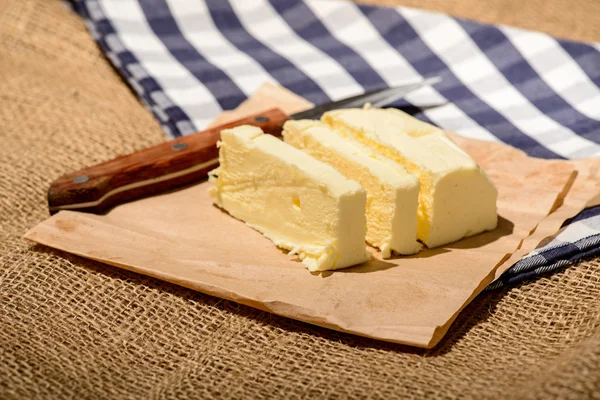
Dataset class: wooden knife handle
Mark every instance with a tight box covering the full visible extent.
[48,108,289,215]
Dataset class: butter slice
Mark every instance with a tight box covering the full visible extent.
[209,125,370,271]
[283,120,421,257]
[323,108,498,248]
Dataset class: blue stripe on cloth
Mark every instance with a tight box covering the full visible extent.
[488,237,600,289]
[205,0,330,105]
[559,40,600,87]
[270,0,436,124]
[78,1,192,137]
[138,0,247,111]
[269,0,387,90]
[461,21,600,145]
[489,232,600,287]
[564,204,600,226]
[524,243,582,271]
[357,4,564,159]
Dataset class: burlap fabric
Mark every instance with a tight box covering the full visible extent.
[2,0,600,398]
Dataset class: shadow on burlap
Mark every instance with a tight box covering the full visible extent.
[1,1,600,398]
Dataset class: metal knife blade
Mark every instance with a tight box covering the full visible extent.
[291,76,441,120]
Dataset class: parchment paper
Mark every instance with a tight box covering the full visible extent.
[25,84,600,348]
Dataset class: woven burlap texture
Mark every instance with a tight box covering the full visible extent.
[1,1,600,398]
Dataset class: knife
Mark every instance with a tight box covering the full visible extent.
[48,77,441,214]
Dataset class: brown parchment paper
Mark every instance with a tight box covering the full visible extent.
[25,84,600,348]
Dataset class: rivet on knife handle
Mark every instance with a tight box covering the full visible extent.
[47,108,289,215]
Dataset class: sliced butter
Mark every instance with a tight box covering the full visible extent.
[323,108,498,248]
[209,125,370,271]
[283,119,421,257]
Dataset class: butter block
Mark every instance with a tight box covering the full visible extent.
[283,120,421,257]
[323,108,498,248]
[209,125,371,271]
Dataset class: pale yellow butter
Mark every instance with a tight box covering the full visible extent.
[209,125,371,271]
[283,120,421,257]
[323,108,498,248]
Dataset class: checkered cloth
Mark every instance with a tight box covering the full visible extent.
[73,0,600,289]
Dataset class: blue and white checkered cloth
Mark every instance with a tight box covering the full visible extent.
[73,0,600,289]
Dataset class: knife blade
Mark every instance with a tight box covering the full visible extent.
[47,77,441,214]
